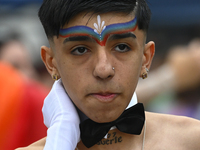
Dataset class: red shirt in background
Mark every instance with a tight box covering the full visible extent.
[0,62,49,150]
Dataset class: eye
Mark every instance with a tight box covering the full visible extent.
[114,44,131,52]
[71,46,89,55]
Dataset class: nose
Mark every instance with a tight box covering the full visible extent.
[93,50,115,80]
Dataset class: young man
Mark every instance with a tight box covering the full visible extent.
[17,0,200,149]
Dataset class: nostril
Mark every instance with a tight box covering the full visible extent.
[107,75,112,78]
[96,74,113,80]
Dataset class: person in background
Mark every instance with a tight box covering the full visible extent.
[137,39,200,119]
[0,35,49,150]
[0,36,37,80]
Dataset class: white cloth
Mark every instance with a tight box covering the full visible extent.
[42,79,138,150]
[43,79,80,150]
[127,92,137,109]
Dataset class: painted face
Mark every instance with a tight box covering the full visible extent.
[51,13,148,123]
[60,15,137,46]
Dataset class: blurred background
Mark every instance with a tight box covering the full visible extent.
[0,0,200,149]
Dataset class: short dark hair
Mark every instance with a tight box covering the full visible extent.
[38,0,151,40]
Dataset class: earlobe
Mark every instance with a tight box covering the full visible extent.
[140,41,155,78]
[41,46,59,78]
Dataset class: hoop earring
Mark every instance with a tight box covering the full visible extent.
[52,74,58,81]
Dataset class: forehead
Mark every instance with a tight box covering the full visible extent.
[64,12,134,28]
[52,12,146,46]
[60,14,138,45]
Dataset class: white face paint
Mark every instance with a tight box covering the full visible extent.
[93,15,106,35]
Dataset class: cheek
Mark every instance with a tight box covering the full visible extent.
[117,55,142,91]
[57,59,90,99]
[60,66,81,89]
[118,53,142,76]
[57,59,78,87]
[60,69,84,109]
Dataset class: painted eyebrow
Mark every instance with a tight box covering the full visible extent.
[63,36,95,44]
[108,32,136,41]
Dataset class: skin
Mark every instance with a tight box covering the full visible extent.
[16,112,200,150]
[41,12,155,123]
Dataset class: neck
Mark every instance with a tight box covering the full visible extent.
[77,125,145,150]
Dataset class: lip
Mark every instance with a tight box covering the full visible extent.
[90,93,118,103]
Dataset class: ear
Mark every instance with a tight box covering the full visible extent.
[41,46,60,79]
[140,41,155,77]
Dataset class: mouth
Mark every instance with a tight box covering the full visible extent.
[89,92,118,103]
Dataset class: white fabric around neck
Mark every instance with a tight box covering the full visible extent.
[42,79,80,150]
[126,92,137,109]
[42,79,138,150]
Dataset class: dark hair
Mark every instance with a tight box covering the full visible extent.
[38,0,151,40]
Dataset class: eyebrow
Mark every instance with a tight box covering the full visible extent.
[108,32,136,41]
[63,35,95,44]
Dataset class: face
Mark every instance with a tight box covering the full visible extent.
[41,12,155,123]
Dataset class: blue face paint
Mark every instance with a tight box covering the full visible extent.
[60,17,137,46]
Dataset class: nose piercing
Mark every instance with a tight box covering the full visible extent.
[112,67,115,70]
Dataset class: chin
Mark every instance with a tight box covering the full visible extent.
[90,111,122,123]
[84,102,126,123]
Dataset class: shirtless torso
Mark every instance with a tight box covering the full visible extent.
[16,112,200,150]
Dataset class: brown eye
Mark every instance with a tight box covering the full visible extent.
[118,44,126,50]
[71,47,88,55]
[114,44,131,52]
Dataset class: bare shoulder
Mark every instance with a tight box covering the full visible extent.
[145,112,200,149]
[15,137,46,150]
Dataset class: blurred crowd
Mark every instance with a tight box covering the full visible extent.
[0,24,51,150]
[0,2,52,150]
[137,39,200,120]
[0,1,200,150]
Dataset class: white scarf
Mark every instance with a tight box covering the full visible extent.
[42,79,138,150]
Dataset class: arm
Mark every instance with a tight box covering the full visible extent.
[137,39,200,104]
